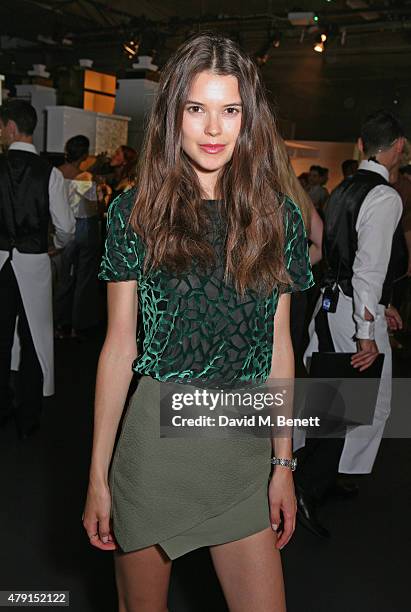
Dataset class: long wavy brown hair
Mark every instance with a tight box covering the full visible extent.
[118,145,138,182]
[130,32,309,297]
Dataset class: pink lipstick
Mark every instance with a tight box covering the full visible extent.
[199,144,226,154]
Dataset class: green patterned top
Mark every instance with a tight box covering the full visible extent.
[99,188,314,385]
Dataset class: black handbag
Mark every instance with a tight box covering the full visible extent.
[298,308,385,435]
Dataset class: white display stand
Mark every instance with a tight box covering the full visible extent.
[15,84,57,152]
[45,106,131,154]
[115,77,158,150]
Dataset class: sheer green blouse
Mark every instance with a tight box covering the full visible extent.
[99,188,314,385]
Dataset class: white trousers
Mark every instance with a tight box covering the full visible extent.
[293,290,392,474]
[0,249,54,396]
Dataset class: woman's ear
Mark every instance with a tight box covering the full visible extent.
[357,137,364,155]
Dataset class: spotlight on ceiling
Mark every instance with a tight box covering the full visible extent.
[314,32,327,53]
[271,31,282,48]
[255,49,270,66]
[255,31,282,65]
[122,39,139,59]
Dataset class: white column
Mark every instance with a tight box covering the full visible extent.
[115,77,158,150]
[15,84,57,152]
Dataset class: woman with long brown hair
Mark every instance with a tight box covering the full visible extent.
[96,145,138,208]
[109,145,138,196]
[82,32,313,611]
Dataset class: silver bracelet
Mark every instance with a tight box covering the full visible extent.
[271,456,297,471]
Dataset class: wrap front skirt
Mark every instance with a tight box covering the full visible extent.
[109,375,272,560]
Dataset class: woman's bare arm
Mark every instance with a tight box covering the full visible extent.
[268,292,294,458]
[89,280,138,487]
[267,293,297,550]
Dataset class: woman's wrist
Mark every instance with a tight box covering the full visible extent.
[89,467,109,487]
[272,437,293,460]
[270,465,294,484]
[271,463,294,474]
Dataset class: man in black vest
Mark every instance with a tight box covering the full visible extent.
[294,110,404,537]
[0,100,75,439]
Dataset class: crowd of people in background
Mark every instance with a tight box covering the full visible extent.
[52,138,138,340]
[298,165,329,213]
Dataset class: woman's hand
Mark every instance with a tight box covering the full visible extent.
[82,479,118,551]
[268,467,297,550]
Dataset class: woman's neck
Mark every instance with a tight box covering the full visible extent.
[193,165,219,200]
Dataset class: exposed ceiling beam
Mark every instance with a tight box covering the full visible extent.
[76,0,114,26]
[19,0,79,16]
[74,0,168,21]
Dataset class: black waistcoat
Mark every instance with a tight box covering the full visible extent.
[323,169,407,307]
[0,149,52,254]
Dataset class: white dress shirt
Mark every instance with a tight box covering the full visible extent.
[64,175,98,219]
[352,160,403,339]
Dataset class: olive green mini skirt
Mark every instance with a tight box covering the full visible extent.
[109,375,272,560]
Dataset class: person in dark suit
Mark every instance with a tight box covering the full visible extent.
[294,110,405,537]
[0,100,74,438]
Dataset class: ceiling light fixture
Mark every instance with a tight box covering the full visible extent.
[271,31,282,48]
[122,39,139,59]
[314,31,328,53]
[256,29,283,65]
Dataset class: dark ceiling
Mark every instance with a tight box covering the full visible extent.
[3,0,411,31]
[2,0,411,73]
[2,1,411,141]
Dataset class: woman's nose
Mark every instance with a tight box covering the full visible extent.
[204,113,222,137]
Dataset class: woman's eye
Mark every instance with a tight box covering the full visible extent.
[187,105,203,113]
[225,107,240,114]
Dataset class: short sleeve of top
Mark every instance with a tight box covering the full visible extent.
[98,188,145,282]
[282,196,315,293]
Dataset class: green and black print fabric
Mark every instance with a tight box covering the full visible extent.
[99,188,314,384]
